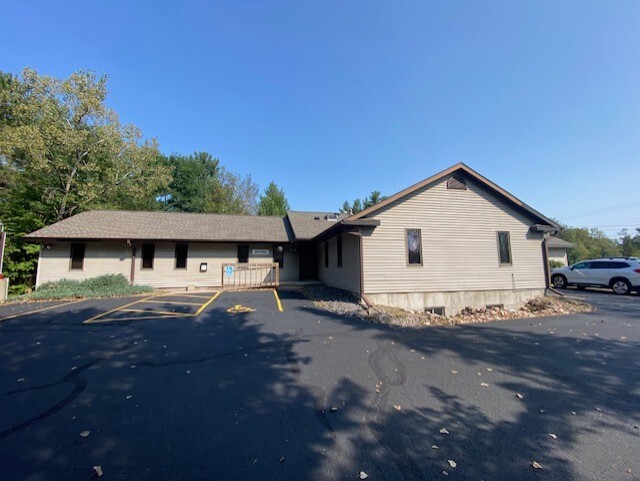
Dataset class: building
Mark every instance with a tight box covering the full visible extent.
[546,236,576,267]
[26,163,560,315]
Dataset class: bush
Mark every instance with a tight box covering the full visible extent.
[549,260,565,269]
[31,274,153,300]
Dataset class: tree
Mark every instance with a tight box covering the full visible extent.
[558,227,621,265]
[339,191,386,215]
[618,229,640,258]
[0,68,171,292]
[257,181,290,216]
[160,152,259,215]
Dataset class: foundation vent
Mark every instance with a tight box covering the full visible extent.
[425,306,446,316]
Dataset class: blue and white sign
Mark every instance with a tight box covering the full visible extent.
[224,265,235,277]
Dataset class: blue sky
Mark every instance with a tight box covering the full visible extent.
[1,1,638,236]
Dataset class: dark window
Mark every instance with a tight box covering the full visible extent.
[592,261,629,269]
[70,243,85,270]
[324,242,329,268]
[273,245,284,269]
[238,244,249,263]
[497,231,512,265]
[175,244,188,269]
[406,229,422,265]
[573,262,591,270]
[142,243,155,269]
[337,235,343,267]
[447,175,467,190]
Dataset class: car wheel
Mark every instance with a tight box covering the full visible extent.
[552,274,567,289]
[610,278,631,295]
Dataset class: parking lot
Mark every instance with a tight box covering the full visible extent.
[0,288,639,480]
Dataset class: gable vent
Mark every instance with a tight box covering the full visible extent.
[447,175,467,190]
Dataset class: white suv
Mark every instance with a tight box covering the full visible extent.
[551,257,640,295]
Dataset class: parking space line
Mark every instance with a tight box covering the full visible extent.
[0,299,86,323]
[83,295,157,324]
[120,308,195,317]
[82,290,222,324]
[168,293,217,300]
[195,291,222,316]
[87,314,183,324]
[273,289,284,312]
[139,300,203,306]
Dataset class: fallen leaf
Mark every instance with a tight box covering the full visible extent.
[540,409,546,414]
[448,460,457,468]
[548,433,557,439]
[93,465,103,477]
[595,407,602,412]
[393,405,402,411]
[571,411,576,415]
[330,407,338,412]
[431,445,439,449]
[126,395,133,400]
[80,430,91,438]
[516,393,524,399]
[451,370,458,374]
[16,378,25,383]
[442,471,449,476]
[186,370,191,374]
[439,428,450,435]
[486,368,493,372]
[359,471,369,479]
[279,456,285,464]
[532,461,542,469]
[480,382,489,387]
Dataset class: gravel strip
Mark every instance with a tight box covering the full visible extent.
[302,285,593,327]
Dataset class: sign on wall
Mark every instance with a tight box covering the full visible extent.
[251,248,270,256]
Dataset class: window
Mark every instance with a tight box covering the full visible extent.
[573,262,591,270]
[324,242,329,268]
[238,244,249,263]
[70,243,85,270]
[142,243,155,269]
[592,261,628,269]
[175,244,188,269]
[497,232,512,265]
[337,235,343,267]
[273,245,284,269]
[406,229,422,265]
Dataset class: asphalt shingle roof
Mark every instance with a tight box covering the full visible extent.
[25,210,293,243]
[286,211,346,240]
[547,236,576,249]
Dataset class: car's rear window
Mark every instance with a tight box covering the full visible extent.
[591,261,630,269]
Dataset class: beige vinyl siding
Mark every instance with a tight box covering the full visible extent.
[548,247,569,266]
[37,242,131,287]
[37,242,299,288]
[362,177,545,294]
[135,242,299,288]
[318,234,360,293]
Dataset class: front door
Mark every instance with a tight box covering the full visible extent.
[298,242,317,280]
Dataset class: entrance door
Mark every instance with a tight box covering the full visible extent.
[298,242,318,280]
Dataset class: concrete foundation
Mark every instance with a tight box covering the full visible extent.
[365,288,546,316]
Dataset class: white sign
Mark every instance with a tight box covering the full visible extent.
[252,249,270,256]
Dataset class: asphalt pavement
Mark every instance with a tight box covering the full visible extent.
[0,288,638,480]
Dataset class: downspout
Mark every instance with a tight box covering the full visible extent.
[349,229,373,309]
[128,241,136,286]
[542,235,563,297]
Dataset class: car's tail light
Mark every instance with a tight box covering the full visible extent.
[635,269,640,274]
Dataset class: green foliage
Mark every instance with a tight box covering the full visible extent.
[339,191,387,215]
[257,181,290,216]
[0,68,171,293]
[558,227,621,265]
[549,260,565,269]
[161,152,258,214]
[31,274,153,300]
[618,229,640,258]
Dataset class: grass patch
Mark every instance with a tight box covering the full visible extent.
[30,274,153,300]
